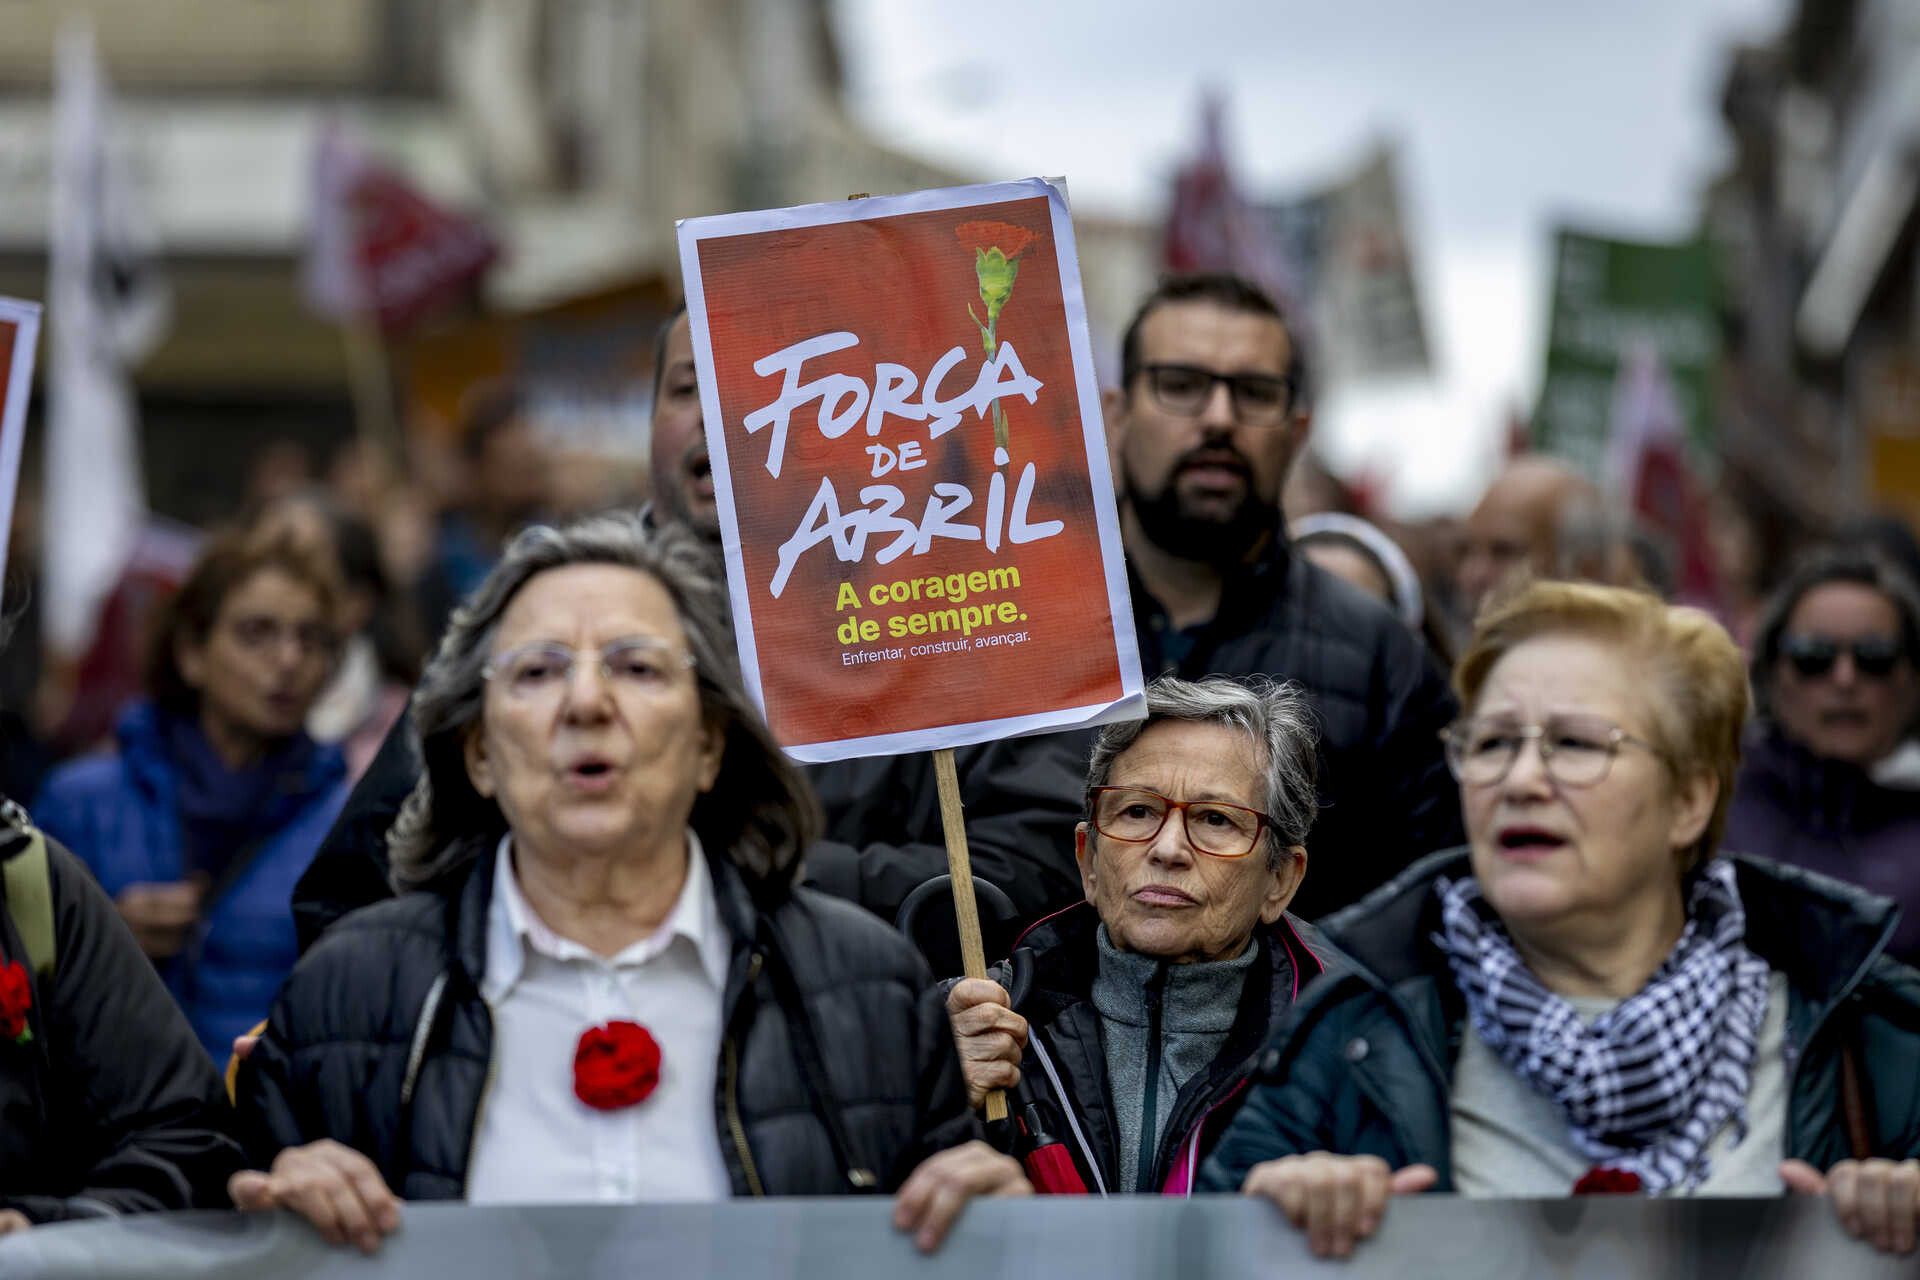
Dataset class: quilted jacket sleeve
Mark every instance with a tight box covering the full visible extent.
[0,836,245,1223]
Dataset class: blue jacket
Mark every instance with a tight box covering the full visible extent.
[32,703,348,1063]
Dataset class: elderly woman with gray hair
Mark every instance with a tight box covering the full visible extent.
[945,675,1335,1197]
[229,513,1025,1254]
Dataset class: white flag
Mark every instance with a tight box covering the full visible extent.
[43,20,170,657]
[302,118,370,319]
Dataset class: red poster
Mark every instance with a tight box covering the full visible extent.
[679,180,1142,761]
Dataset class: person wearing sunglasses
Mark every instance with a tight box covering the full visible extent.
[1202,581,1920,1260]
[1726,545,1920,966]
[942,675,1335,1198]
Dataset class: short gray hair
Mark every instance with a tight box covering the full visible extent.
[388,512,820,893]
[1084,675,1319,870]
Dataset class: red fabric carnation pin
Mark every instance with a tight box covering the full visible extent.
[573,1020,661,1110]
[0,961,33,1045]
[1572,1166,1642,1195]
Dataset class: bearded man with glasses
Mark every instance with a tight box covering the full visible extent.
[1727,545,1920,966]
[1099,273,1461,921]
[941,675,1342,1198]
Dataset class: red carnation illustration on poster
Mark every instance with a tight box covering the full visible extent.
[677,180,1144,759]
[955,220,1043,466]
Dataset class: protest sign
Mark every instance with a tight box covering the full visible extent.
[0,296,42,585]
[1255,141,1432,385]
[677,179,1144,763]
[1534,227,1718,479]
[304,122,499,335]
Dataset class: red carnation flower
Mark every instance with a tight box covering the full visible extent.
[1572,1166,1642,1195]
[0,961,31,1044]
[954,219,1039,262]
[573,1020,661,1111]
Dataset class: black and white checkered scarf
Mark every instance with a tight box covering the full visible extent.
[1433,859,1772,1193]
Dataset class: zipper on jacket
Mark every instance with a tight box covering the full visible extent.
[460,1001,499,1196]
[1160,1076,1251,1194]
[723,951,766,1196]
[1784,983,1876,1158]
[1028,1032,1108,1195]
[460,1058,497,1195]
[1136,963,1169,1193]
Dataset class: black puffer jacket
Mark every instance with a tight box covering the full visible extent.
[291,709,1086,951]
[993,902,1337,1194]
[800,732,1088,924]
[0,805,243,1222]
[1130,541,1463,920]
[240,837,978,1198]
[1201,848,1920,1193]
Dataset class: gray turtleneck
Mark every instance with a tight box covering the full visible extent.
[1091,924,1259,1192]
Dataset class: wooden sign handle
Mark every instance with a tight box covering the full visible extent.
[842,193,1008,1126]
[932,747,1009,1124]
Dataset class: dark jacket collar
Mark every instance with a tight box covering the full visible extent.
[1732,852,1899,1013]
[451,837,500,985]
[1318,845,1901,1016]
[1127,526,1293,651]
[1015,901,1330,1020]
[1014,900,1334,1190]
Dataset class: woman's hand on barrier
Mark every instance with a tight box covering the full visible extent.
[1242,1152,1437,1259]
[945,979,1028,1111]
[1782,1157,1920,1255]
[892,1139,1033,1254]
[0,1209,29,1236]
[228,1140,402,1255]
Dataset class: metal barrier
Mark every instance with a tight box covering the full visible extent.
[0,1193,1909,1279]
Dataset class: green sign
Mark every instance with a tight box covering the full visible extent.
[1534,228,1718,477]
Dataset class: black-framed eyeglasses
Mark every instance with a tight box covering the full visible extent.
[482,638,697,702]
[1439,715,1658,789]
[1137,363,1294,427]
[1781,634,1907,680]
[1088,786,1272,859]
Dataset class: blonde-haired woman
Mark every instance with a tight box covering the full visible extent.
[1204,581,1920,1259]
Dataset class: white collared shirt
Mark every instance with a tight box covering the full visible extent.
[463,831,735,1204]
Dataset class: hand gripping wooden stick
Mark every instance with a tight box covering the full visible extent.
[932,747,1008,1123]
[840,193,1007,1125]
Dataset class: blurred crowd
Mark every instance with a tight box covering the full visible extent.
[2,376,655,800]
[6,268,1920,1260]
[8,271,1920,1033]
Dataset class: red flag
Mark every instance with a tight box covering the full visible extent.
[304,122,498,332]
[1605,345,1720,607]
[1160,92,1288,299]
